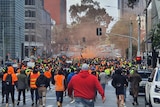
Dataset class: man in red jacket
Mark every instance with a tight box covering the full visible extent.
[68,63,106,107]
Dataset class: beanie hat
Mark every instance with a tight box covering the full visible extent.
[81,63,89,70]
[45,66,49,71]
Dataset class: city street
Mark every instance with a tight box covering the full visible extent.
[0,82,145,107]
[0,80,145,107]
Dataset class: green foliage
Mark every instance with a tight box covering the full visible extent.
[151,23,160,49]
[127,0,139,9]
[69,0,112,26]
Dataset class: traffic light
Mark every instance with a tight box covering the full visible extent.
[147,56,152,66]
[82,37,86,42]
[33,47,36,51]
[96,28,102,36]
[136,56,141,64]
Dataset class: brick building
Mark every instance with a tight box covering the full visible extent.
[44,0,66,25]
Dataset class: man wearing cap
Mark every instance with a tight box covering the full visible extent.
[68,63,106,107]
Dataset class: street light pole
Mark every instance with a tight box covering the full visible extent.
[137,15,141,70]
[106,33,138,43]
[145,0,150,68]
[19,26,21,62]
[28,25,31,58]
[2,22,5,66]
[129,21,133,61]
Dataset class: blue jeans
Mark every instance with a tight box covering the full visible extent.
[56,91,64,103]
[74,97,94,107]
[101,84,106,92]
[124,87,127,101]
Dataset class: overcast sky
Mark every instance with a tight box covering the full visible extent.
[67,0,118,31]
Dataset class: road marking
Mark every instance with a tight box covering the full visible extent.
[46,105,54,107]
[45,105,103,107]
[46,97,56,100]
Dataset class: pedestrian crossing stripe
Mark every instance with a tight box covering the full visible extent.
[46,105,54,107]
[45,105,70,107]
[46,97,56,100]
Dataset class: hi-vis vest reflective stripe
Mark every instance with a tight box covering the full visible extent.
[25,69,31,76]
[30,72,40,88]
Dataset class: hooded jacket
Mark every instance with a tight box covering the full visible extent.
[3,66,18,86]
[111,69,128,89]
[36,74,49,88]
[68,70,105,100]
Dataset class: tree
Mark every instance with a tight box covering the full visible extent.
[53,0,113,56]
[150,23,160,68]
[109,15,139,57]
[67,0,112,46]
[69,0,112,25]
[127,0,139,9]
[151,23,160,49]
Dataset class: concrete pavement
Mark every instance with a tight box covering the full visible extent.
[0,80,145,107]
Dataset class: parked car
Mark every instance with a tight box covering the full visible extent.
[138,69,152,94]
[145,67,160,107]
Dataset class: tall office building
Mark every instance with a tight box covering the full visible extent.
[0,0,25,61]
[44,0,66,25]
[118,0,145,18]
[0,0,52,63]
[151,0,160,26]
[24,0,52,57]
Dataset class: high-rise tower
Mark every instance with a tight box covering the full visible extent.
[44,0,66,25]
[118,0,145,18]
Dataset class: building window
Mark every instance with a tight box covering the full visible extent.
[25,0,35,5]
[25,35,29,41]
[25,10,36,17]
[25,35,36,42]
[31,35,36,41]
[25,23,35,29]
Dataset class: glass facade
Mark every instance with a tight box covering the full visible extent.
[24,0,51,58]
[0,0,51,60]
[0,0,25,61]
[25,0,35,5]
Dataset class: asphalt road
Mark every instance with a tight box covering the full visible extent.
[0,80,146,107]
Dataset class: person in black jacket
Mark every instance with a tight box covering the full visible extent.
[36,71,49,107]
[1,67,7,103]
[112,68,128,107]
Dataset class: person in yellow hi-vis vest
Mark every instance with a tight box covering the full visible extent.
[105,67,111,76]
[25,67,32,77]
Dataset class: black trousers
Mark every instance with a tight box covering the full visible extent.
[17,89,26,103]
[2,82,6,99]
[30,88,39,104]
[5,85,15,104]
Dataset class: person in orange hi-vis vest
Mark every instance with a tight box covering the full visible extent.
[28,67,40,106]
[3,65,18,107]
[44,66,52,90]
[54,68,67,107]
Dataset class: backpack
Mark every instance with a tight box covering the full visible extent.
[5,74,12,86]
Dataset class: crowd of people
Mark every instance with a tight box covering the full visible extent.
[0,56,145,107]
